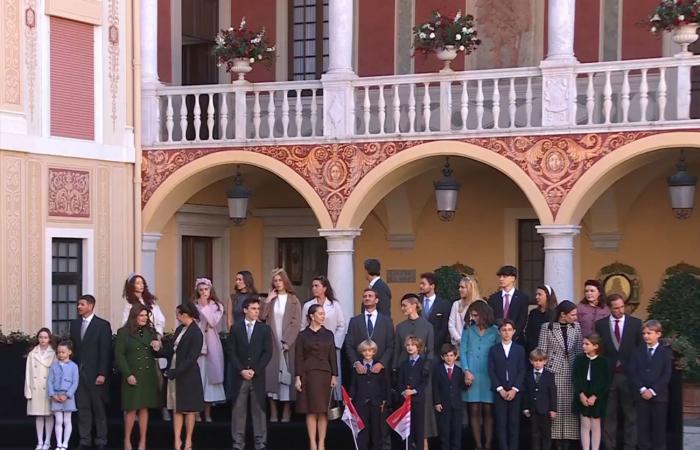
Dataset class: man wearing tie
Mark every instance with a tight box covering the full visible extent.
[487,266,530,343]
[595,294,642,450]
[69,294,112,450]
[227,297,273,450]
[364,259,392,317]
[418,272,452,354]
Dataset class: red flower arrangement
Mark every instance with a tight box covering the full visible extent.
[649,0,700,33]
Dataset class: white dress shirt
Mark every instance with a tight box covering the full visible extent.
[501,288,515,311]
[368,276,380,288]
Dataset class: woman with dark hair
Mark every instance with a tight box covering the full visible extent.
[227,270,257,329]
[191,277,226,422]
[159,302,204,450]
[577,280,610,338]
[261,268,302,422]
[460,300,499,450]
[295,304,338,450]
[538,300,583,450]
[121,273,166,336]
[525,285,558,353]
[115,304,161,450]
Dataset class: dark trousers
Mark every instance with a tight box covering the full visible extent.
[637,400,668,450]
[530,412,552,450]
[494,394,521,450]
[436,406,462,450]
[356,403,382,450]
[604,373,637,450]
[76,379,108,446]
[409,401,425,450]
[231,380,267,450]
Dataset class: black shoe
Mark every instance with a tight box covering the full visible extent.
[76,445,92,450]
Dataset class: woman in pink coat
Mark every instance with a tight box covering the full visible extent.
[577,279,610,338]
[192,278,226,422]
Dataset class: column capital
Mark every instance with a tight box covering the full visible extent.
[319,228,361,253]
[535,224,581,237]
[142,232,163,252]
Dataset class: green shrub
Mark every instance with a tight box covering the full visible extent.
[434,263,475,301]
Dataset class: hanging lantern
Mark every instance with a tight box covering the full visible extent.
[226,166,250,226]
[667,151,697,219]
[433,157,461,222]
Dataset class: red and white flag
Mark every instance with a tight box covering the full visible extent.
[386,393,411,441]
[341,386,365,440]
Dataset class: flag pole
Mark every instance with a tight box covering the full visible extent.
[350,415,359,450]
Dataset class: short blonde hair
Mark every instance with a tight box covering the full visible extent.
[357,339,378,355]
[404,335,424,352]
[642,319,663,334]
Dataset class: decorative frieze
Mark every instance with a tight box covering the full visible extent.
[48,168,91,218]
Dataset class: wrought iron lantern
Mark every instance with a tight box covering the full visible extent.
[667,151,696,219]
[433,157,461,222]
[226,166,250,225]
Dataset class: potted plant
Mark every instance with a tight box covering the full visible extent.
[213,17,276,84]
[649,0,700,55]
[412,10,481,73]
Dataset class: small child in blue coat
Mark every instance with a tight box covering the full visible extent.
[48,340,79,450]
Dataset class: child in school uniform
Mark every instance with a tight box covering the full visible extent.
[432,343,466,450]
[573,334,610,450]
[350,339,388,450]
[25,328,56,450]
[628,319,672,450]
[523,348,557,450]
[398,335,428,450]
[48,340,79,450]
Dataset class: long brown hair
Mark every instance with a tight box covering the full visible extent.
[236,270,258,294]
[466,300,495,328]
[270,268,295,294]
[126,303,154,336]
[123,274,156,308]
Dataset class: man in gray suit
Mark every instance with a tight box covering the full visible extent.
[364,259,392,317]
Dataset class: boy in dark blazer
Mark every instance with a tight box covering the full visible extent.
[487,266,530,343]
[227,297,273,450]
[398,335,428,450]
[432,343,467,450]
[523,348,557,450]
[350,339,388,450]
[628,320,672,450]
[488,319,526,450]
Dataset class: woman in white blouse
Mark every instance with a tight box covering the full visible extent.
[448,275,482,346]
[301,276,346,398]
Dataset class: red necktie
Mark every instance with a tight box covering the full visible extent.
[614,319,621,344]
[503,293,511,319]
[447,367,453,380]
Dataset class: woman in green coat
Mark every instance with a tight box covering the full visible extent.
[115,304,162,450]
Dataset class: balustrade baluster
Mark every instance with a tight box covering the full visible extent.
[206,93,215,141]
[408,84,416,133]
[603,71,612,124]
[423,83,431,132]
[476,80,484,130]
[219,92,228,140]
[621,70,630,124]
[179,94,187,141]
[508,78,516,128]
[492,79,501,129]
[378,85,386,135]
[193,94,202,141]
[253,91,261,139]
[393,85,401,133]
[267,91,276,138]
[363,86,371,135]
[658,67,667,122]
[460,81,469,131]
[295,89,303,137]
[525,77,533,127]
[310,89,318,136]
[165,95,174,142]
[586,73,595,124]
[640,68,649,122]
[282,90,290,138]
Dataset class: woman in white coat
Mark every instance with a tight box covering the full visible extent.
[25,327,56,450]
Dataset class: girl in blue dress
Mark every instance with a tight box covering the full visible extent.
[460,300,499,450]
[48,341,79,450]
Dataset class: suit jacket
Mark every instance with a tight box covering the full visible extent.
[488,342,526,393]
[432,363,466,410]
[69,315,113,383]
[628,344,672,403]
[398,357,428,402]
[595,315,642,375]
[350,365,388,406]
[424,296,452,354]
[488,290,530,341]
[523,368,557,415]
[372,278,393,317]
[227,320,273,408]
[344,311,395,370]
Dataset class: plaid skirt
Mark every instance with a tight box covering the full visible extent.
[551,364,580,440]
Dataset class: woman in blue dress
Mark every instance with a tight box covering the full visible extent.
[460,300,499,450]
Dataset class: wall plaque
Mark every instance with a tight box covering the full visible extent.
[387,269,416,284]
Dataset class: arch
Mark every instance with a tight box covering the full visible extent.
[142,150,333,232]
[336,140,552,228]
[557,132,700,225]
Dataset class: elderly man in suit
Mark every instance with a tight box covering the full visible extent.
[364,259,392,317]
[487,265,530,343]
[595,294,642,450]
[228,296,273,450]
[418,272,452,355]
[69,294,112,450]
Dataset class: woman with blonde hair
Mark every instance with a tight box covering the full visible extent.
[261,268,302,422]
[448,275,482,346]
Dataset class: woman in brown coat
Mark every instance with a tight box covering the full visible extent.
[261,268,302,422]
[295,304,338,450]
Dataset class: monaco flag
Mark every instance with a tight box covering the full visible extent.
[386,393,411,440]
[341,386,365,439]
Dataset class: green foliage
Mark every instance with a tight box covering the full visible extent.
[434,263,475,300]
[647,271,700,379]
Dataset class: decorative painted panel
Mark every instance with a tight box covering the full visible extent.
[2,0,21,107]
[48,168,90,218]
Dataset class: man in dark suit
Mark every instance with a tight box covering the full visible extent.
[523,348,557,450]
[69,294,112,450]
[365,258,392,317]
[595,293,642,450]
[418,272,452,354]
[227,296,273,450]
[487,265,530,343]
[432,343,467,450]
[488,319,526,450]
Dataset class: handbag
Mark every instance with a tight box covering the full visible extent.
[327,387,342,420]
[279,350,292,385]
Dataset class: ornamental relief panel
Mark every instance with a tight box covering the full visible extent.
[2,0,21,107]
[48,168,91,218]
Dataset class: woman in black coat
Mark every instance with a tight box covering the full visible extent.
[159,302,204,450]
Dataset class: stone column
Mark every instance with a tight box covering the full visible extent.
[545,0,576,63]
[319,228,362,322]
[536,225,581,303]
[327,0,354,76]
[141,0,161,145]
[141,232,162,293]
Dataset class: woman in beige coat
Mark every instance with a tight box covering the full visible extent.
[25,328,56,450]
[261,268,301,422]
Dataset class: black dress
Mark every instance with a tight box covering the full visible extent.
[525,309,550,353]
[294,326,337,414]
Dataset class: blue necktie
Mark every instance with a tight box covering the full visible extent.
[367,314,374,336]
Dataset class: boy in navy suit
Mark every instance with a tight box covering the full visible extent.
[488,319,526,450]
[351,339,388,450]
[523,348,557,450]
[433,343,467,450]
[398,335,428,450]
[628,320,672,450]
